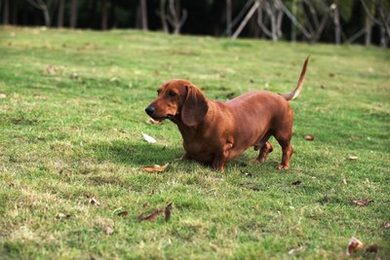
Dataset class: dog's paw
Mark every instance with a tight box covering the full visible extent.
[276,164,289,170]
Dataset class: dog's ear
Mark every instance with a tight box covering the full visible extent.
[181,85,208,127]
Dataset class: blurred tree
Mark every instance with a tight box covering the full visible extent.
[2,0,9,24]
[226,0,232,36]
[57,0,64,27]
[166,0,187,34]
[140,0,148,30]
[101,0,109,30]
[27,0,50,26]
[70,0,77,28]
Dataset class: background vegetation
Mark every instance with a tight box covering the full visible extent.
[1,0,390,47]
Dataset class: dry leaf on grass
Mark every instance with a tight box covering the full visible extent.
[365,244,378,253]
[346,237,364,256]
[347,155,358,160]
[138,209,163,222]
[304,134,314,141]
[0,93,6,99]
[288,246,304,255]
[142,132,157,143]
[89,197,100,206]
[164,202,173,221]
[117,211,128,217]
[383,222,390,229]
[292,180,302,186]
[141,163,169,173]
[46,64,56,75]
[138,202,173,222]
[105,226,114,235]
[56,213,71,220]
[352,199,372,207]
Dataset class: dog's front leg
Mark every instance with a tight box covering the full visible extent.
[212,142,233,172]
[212,154,227,172]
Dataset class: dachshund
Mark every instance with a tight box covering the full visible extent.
[145,57,309,172]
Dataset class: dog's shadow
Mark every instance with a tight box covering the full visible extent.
[91,140,277,171]
[91,140,183,166]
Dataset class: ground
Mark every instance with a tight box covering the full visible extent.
[0,26,389,258]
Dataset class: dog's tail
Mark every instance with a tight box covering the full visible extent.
[280,56,309,101]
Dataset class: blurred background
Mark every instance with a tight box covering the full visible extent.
[0,0,389,47]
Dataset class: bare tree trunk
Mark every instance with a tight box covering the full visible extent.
[166,0,187,35]
[257,5,273,38]
[3,0,9,24]
[365,16,372,46]
[70,0,78,28]
[12,0,19,24]
[233,0,261,39]
[332,4,341,45]
[140,0,148,31]
[159,0,169,33]
[264,1,278,41]
[27,0,50,26]
[291,0,297,41]
[57,0,64,28]
[102,0,108,30]
[380,25,387,48]
[226,0,232,36]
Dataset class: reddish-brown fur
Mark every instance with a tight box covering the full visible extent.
[145,58,309,172]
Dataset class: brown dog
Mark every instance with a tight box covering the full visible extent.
[145,57,309,171]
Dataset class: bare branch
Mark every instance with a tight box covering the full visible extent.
[232,0,261,39]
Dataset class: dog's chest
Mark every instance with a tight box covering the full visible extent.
[183,140,214,163]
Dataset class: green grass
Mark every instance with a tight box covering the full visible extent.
[0,26,389,259]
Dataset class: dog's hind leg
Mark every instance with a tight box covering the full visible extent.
[254,132,273,163]
[274,129,293,170]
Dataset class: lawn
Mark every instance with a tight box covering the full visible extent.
[0,26,389,259]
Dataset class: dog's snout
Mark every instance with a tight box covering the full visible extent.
[145,105,155,116]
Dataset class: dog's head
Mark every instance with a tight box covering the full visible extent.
[145,79,208,127]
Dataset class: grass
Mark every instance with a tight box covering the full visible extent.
[0,26,389,259]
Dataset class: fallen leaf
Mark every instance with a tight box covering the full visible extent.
[117,211,128,217]
[242,172,253,177]
[347,155,358,160]
[0,93,6,99]
[142,132,157,144]
[70,72,80,80]
[105,226,114,235]
[89,197,100,206]
[142,163,169,173]
[342,177,348,185]
[164,202,173,221]
[292,180,302,186]
[304,134,314,141]
[365,244,378,253]
[383,222,390,229]
[46,64,56,75]
[138,209,163,222]
[288,246,304,255]
[352,199,372,207]
[56,213,71,220]
[346,237,364,256]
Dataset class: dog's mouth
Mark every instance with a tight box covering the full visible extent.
[150,114,175,122]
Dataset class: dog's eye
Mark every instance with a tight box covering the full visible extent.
[167,91,177,97]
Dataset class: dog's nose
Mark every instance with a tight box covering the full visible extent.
[145,105,155,116]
